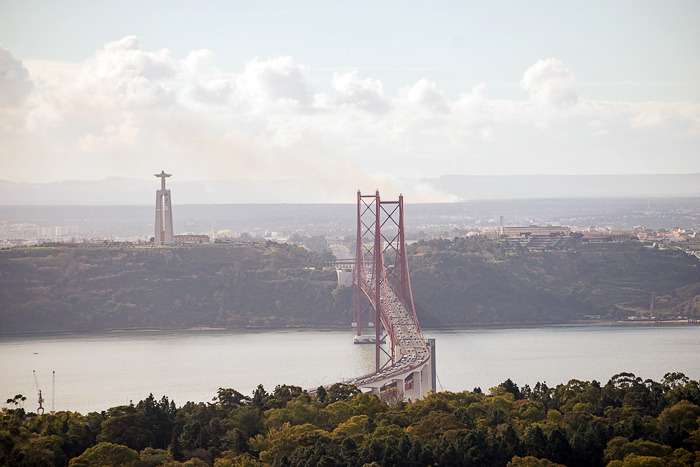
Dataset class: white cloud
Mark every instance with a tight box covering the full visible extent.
[241,56,311,109]
[332,71,389,113]
[183,49,216,75]
[183,78,236,108]
[1,38,698,201]
[521,58,578,108]
[398,79,449,113]
[0,47,33,106]
[77,36,176,110]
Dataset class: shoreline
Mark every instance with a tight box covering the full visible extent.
[1,319,697,339]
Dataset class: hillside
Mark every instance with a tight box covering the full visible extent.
[1,239,699,334]
[0,242,349,334]
[408,237,700,326]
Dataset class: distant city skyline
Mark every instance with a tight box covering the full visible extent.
[1,1,699,203]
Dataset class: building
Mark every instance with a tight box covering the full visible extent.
[500,225,570,251]
[174,234,210,244]
[502,225,571,237]
[154,171,174,245]
[582,232,637,243]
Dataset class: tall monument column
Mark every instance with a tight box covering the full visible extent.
[154,171,174,245]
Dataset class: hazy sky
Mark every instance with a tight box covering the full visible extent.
[1,1,699,201]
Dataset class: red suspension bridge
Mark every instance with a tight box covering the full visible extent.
[344,190,436,400]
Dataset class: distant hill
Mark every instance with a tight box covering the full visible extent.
[423,174,700,200]
[2,174,700,205]
[408,237,700,327]
[1,239,698,335]
[0,242,348,334]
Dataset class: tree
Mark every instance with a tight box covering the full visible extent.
[215,388,250,411]
[5,394,27,409]
[316,386,327,404]
[268,385,305,409]
[97,405,155,451]
[137,394,177,449]
[661,372,689,391]
[522,426,548,460]
[252,385,267,408]
[500,378,523,399]
[546,428,572,466]
[607,454,667,467]
[492,425,522,465]
[231,406,263,438]
[408,412,466,440]
[325,383,361,404]
[251,422,329,465]
[507,456,566,467]
[68,442,140,467]
[603,437,671,464]
[657,400,700,447]
[140,447,174,467]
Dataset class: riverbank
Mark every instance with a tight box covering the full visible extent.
[2,318,698,339]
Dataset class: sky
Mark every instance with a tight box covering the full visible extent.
[1,0,699,202]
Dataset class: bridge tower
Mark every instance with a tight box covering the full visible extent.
[354,190,420,372]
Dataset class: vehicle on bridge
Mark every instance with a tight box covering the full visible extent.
[348,190,436,400]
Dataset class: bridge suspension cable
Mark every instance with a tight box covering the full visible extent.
[347,190,435,400]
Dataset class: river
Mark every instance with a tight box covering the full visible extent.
[1,324,698,414]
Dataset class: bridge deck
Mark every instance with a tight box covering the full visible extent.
[349,267,430,391]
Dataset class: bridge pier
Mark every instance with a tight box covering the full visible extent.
[356,344,436,401]
[358,369,430,401]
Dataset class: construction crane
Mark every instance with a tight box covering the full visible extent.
[51,370,55,414]
[32,370,45,415]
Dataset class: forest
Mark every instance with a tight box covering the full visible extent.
[1,237,700,334]
[407,236,700,326]
[0,242,348,334]
[2,372,700,466]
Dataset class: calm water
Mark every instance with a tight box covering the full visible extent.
[1,324,698,414]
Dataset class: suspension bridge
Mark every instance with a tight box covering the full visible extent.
[341,190,435,400]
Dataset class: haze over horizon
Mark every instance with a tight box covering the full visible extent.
[3,174,700,205]
[1,1,699,203]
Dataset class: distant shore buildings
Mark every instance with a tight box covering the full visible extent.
[499,225,571,251]
[174,234,210,244]
[502,225,571,237]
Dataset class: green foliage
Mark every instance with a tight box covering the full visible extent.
[3,373,700,466]
[604,437,672,463]
[408,238,700,325]
[215,388,251,411]
[0,243,350,334]
[68,441,140,467]
[324,383,361,405]
[139,447,173,467]
[3,239,699,333]
[508,456,567,467]
[97,405,155,451]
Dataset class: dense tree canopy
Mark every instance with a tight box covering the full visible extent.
[2,373,700,466]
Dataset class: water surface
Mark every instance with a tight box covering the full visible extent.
[1,324,698,414]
